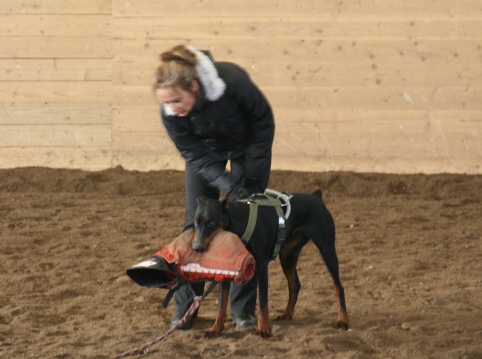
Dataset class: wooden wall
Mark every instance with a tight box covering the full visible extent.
[1,0,481,174]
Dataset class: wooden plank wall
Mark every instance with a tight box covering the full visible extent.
[1,1,481,173]
[0,0,113,169]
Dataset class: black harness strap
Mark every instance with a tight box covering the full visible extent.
[162,279,187,308]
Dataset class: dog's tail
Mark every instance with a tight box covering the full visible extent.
[311,189,322,199]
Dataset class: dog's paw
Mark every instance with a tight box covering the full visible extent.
[336,321,349,330]
[204,329,223,338]
[255,326,272,338]
[275,312,293,321]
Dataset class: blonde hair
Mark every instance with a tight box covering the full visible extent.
[153,45,198,92]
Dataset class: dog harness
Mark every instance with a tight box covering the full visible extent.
[238,189,292,259]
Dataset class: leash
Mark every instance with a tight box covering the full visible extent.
[111,281,219,359]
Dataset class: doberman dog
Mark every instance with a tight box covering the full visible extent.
[192,190,349,338]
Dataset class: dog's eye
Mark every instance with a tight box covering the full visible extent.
[208,220,216,227]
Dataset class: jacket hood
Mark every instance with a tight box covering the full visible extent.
[187,45,226,101]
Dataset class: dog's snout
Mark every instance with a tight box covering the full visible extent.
[192,244,206,252]
[192,237,206,252]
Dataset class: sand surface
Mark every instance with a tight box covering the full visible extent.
[1,167,481,359]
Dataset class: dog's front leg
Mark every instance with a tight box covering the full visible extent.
[256,263,271,338]
[205,281,230,338]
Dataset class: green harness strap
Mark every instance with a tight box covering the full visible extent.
[240,202,258,243]
[239,195,287,259]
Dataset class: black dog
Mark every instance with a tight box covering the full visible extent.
[192,190,349,338]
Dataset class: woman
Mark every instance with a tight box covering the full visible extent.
[153,44,275,329]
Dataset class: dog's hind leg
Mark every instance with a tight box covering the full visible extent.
[332,277,349,330]
[327,264,349,329]
[318,225,349,329]
[321,243,349,329]
[313,207,349,329]
[277,235,307,320]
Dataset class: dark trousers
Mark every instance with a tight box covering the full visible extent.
[174,158,261,315]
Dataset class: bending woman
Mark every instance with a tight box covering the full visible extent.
[153,44,275,329]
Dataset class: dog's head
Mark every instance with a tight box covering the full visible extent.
[192,196,229,252]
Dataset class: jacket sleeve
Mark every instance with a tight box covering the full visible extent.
[161,112,236,194]
[226,65,275,189]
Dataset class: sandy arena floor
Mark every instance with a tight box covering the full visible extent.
[0,167,481,359]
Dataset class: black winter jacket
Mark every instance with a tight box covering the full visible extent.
[161,60,275,194]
